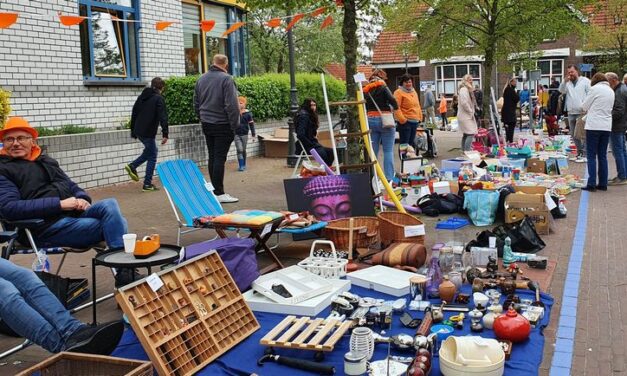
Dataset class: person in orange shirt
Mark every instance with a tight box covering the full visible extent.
[393,74,423,148]
[439,93,448,130]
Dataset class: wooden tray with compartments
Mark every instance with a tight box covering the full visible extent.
[116,251,260,376]
[260,315,352,352]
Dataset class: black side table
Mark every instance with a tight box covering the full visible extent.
[91,245,181,325]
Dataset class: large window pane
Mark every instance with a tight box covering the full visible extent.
[538,60,550,75]
[469,64,480,78]
[183,3,202,75]
[456,65,468,77]
[443,65,454,79]
[92,11,126,77]
[552,60,563,75]
[444,80,456,94]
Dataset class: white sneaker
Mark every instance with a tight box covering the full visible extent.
[568,156,577,161]
[575,157,587,163]
[217,193,239,203]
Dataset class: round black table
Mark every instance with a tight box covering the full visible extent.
[91,245,181,324]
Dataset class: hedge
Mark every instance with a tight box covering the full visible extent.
[163,73,346,125]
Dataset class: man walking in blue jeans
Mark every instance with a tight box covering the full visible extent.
[194,54,240,203]
[560,65,591,163]
[606,72,627,185]
[125,77,169,191]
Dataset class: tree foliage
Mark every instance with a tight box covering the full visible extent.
[0,87,10,128]
[582,0,627,75]
[384,0,592,117]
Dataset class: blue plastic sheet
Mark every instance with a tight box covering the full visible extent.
[111,284,553,376]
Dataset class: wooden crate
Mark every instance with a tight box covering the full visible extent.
[116,251,260,376]
[15,352,151,376]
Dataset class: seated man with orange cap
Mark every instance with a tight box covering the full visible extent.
[0,117,134,285]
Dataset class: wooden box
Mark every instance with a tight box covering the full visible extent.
[16,352,152,376]
[526,158,546,173]
[115,251,260,376]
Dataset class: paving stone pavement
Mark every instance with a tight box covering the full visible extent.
[1,130,624,375]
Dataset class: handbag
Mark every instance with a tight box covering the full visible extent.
[368,92,396,128]
[463,190,500,226]
[372,242,427,268]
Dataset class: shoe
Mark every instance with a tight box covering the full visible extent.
[237,158,245,172]
[617,179,627,185]
[575,157,587,163]
[581,186,596,192]
[142,184,159,192]
[595,185,608,191]
[64,321,124,355]
[124,164,139,182]
[217,193,239,203]
[568,156,577,161]
[608,177,621,185]
[114,268,145,288]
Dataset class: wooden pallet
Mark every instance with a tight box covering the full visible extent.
[260,315,352,352]
[116,251,259,376]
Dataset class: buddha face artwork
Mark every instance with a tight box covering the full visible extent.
[303,175,352,221]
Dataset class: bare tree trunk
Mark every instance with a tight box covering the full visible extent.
[342,0,361,165]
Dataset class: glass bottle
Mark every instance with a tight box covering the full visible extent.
[426,256,443,298]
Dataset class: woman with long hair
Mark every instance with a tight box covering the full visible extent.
[501,78,520,143]
[364,69,399,180]
[581,72,615,191]
[295,98,334,166]
[457,74,478,151]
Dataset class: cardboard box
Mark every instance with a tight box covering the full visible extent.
[526,158,546,173]
[504,186,550,234]
[258,127,290,158]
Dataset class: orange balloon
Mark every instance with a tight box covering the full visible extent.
[201,20,216,32]
[286,13,304,31]
[320,15,333,30]
[0,12,18,29]
[266,18,281,28]
[311,7,326,17]
[155,21,174,31]
[222,21,245,37]
[58,14,85,26]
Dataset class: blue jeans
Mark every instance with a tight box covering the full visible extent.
[585,130,610,187]
[610,132,627,179]
[398,120,419,148]
[568,114,585,156]
[0,258,83,352]
[130,137,157,186]
[369,116,396,181]
[36,198,127,249]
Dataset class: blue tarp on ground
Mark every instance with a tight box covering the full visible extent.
[112,284,553,375]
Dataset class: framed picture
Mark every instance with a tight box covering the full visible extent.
[401,157,424,174]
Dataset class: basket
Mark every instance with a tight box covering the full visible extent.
[16,352,152,376]
[377,211,425,247]
[323,217,380,250]
[297,240,348,279]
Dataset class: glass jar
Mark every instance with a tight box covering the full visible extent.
[426,256,443,298]
[439,247,454,275]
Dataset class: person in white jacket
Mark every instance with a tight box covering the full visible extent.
[560,65,591,162]
[581,72,615,191]
[458,74,478,151]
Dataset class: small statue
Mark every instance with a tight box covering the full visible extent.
[506,262,523,279]
[486,255,498,276]
[502,237,515,268]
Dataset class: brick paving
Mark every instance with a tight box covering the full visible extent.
[1,130,624,374]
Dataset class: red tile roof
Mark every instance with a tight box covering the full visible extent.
[325,63,374,81]
[372,31,418,64]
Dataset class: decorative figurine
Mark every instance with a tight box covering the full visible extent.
[506,263,523,279]
[466,267,482,284]
[199,285,207,294]
[128,295,137,308]
[468,308,484,332]
[502,237,515,268]
[486,256,498,276]
[431,303,445,323]
[183,278,193,285]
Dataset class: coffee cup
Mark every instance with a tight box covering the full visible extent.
[122,234,137,254]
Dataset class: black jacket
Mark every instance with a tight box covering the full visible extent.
[612,82,627,133]
[364,81,398,113]
[547,82,560,116]
[295,110,322,152]
[130,88,169,139]
[194,66,240,130]
[501,85,519,124]
[236,111,256,136]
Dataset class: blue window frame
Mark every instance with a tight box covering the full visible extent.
[226,8,247,77]
[79,0,141,83]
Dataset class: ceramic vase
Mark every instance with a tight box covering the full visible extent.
[493,308,531,343]
[438,276,457,303]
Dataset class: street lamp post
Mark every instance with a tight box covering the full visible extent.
[286,12,298,167]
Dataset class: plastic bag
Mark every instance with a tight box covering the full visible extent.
[463,190,500,226]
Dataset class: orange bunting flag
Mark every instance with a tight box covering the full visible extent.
[201,20,216,32]
[320,15,333,30]
[222,21,245,37]
[58,14,86,26]
[266,18,282,28]
[285,13,304,31]
[155,21,174,31]
[311,7,326,17]
[0,12,18,29]
[335,0,344,6]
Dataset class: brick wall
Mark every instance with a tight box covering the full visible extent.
[37,119,292,189]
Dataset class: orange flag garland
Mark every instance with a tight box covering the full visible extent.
[285,13,304,31]
[311,7,326,17]
[155,21,174,31]
[0,12,18,29]
[200,20,216,32]
[222,21,245,37]
[58,14,86,26]
[320,15,333,30]
[266,18,281,28]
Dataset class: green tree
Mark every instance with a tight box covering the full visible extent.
[384,0,592,118]
[582,0,627,75]
[0,87,10,128]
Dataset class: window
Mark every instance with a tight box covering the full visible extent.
[435,63,482,96]
[79,0,140,82]
[203,4,228,71]
[183,3,203,75]
[513,59,563,92]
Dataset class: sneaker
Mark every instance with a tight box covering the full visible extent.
[217,193,239,203]
[124,164,139,182]
[568,156,577,161]
[64,321,124,355]
[575,157,587,163]
[142,184,159,192]
[595,185,608,191]
[617,179,627,185]
[581,185,596,192]
[608,177,621,185]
